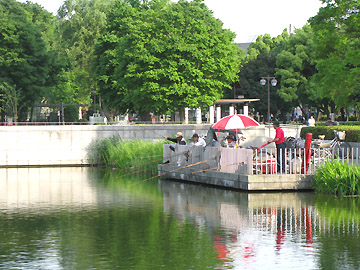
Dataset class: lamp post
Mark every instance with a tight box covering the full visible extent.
[260,76,277,123]
[93,88,97,115]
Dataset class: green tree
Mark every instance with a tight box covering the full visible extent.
[94,0,240,118]
[22,1,70,112]
[275,25,334,119]
[237,33,289,122]
[0,0,52,120]
[55,0,114,104]
[0,82,21,122]
[309,0,360,114]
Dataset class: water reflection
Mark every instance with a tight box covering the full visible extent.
[0,167,97,210]
[0,168,359,270]
[158,180,360,270]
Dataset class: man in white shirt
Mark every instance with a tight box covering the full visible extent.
[191,133,206,147]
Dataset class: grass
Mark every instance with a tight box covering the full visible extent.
[93,135,164,172]
[314,159,360,195]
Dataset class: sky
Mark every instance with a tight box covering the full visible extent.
[17,0,324,43]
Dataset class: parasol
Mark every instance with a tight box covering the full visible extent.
[211,114,260,132]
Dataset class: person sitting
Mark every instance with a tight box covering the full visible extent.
[225,135,236,148]
[163,132,187,145]
[205,129,218,147]
[190,133,206,147]
[308,115,316,126]
[228,130,238,142]
[325,118,338,126]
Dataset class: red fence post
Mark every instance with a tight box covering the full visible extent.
[302,133,312,174]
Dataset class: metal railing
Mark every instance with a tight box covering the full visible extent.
[0,122,89,126]
[163,144,359,176]
[251,145,358,175]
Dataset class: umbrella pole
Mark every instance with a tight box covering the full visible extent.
[236,130,238,148]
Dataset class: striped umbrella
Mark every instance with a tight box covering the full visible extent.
[211,114,260,132]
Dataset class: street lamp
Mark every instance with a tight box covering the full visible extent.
[93,88,97,115]
[260,76,277,123]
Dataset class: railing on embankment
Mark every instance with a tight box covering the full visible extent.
[162,144,359,176]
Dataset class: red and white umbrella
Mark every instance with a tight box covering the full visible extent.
[211,114,260,132]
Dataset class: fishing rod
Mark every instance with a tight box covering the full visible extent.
[130,157,215,186]
[139,154,163,159]
[256,142,271,155]
[122,146,202,173]
[190,162,241,174]
[114,158,180,178]
[116,150,202,180]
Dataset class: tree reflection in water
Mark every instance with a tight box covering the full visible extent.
[0,168,359,269]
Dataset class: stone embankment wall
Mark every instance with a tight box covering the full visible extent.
[0,124,302,167]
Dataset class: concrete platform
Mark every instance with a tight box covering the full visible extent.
[158,164,314,191]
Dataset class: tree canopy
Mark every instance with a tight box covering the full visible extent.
[310,0,360,111]
[1,0,359,122]
[94,0,241,117]
[0,0,52,120]
[54,0,114,104]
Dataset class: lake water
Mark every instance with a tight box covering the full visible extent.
[0,167,359,270]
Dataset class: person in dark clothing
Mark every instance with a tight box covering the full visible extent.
[228,130,237,142]
[325,119,338,126]
[205,129,218,147]
[225,135,236,148]
[163,132,187,145]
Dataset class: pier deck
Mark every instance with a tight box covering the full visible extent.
[158,164,313,191]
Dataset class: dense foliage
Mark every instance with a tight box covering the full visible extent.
[309,0,360,111]
[0,0,359,122]
[301,126,360,142]
[55,0,114,104]
[0,0,53,120]
[314,160,360,195]
[236,33,287,119]
[94,0,240,118]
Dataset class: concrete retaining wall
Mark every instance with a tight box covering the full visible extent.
[0,124,302,167]
[0,124,211,166]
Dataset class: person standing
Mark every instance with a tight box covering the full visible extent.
[163,132,187,145]
[162,132,187,165]
[268,121,285,172]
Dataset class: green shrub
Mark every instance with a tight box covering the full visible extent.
[93,136,164,171]
[314,160,360,195]
[64,105,79,122]
[300,126,360,142]
[337,121,360,125]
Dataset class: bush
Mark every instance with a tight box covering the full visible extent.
[300,126,360,142]
[64,105,79,122]
[314,160,360,195]
[93,136,164,171]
